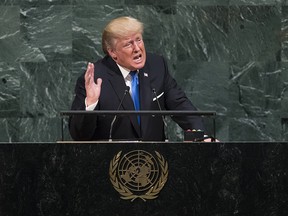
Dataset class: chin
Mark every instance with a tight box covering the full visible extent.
[135,62,146,70]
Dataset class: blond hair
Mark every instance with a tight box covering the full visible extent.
[102,16,144,54]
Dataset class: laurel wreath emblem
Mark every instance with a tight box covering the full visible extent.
[109,150,168,201]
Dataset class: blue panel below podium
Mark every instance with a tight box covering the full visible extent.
[0,142,287,216]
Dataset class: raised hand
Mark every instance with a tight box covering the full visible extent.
[84,62,102,106]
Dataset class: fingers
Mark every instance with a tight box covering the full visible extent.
[84,63,103,89]
[85,62,94,85]
[96,78,102,87]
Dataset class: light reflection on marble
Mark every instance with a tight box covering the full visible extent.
[0,6,21,62]
[72,4,111,62]
[176,5,229,62]
[229,61,283,116]
[19,62,73,117]
[0,62,20,118]
[21,0,72,6]
[20,5,72,62]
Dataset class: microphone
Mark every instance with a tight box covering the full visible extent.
[152,88,169,142]
[109,86,130,141]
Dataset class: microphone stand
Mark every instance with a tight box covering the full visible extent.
[109,86,130,141]
[152,88,169,142]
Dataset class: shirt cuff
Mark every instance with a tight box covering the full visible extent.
[85,98,98,111]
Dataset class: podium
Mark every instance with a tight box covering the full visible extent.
[60,110,217,141]
[0,141,288,216]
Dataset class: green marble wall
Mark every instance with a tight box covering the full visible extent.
[1,0,288,142]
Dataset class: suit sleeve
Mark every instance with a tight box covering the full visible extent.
[162,57,205,131]
[68,73,99,140]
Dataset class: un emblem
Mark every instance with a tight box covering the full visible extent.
[109,150,168,201]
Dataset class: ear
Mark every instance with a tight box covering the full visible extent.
[107,48,117,60]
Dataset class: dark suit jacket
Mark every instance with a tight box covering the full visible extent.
[69,53,204,141]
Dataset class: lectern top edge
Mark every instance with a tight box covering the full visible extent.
[59,110,217,116]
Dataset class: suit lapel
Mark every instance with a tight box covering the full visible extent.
[104,57,141,136]
[139,67,152,110]
[139,67,153,134]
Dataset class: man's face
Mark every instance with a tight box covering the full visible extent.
[108,33,146,71]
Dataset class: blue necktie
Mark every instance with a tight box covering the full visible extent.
[130,71,140,124]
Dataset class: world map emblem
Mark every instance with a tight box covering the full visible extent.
[109,150,168,201]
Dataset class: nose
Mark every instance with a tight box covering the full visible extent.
[133,41,140,51]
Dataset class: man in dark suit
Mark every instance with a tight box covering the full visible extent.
[69,16,205,141]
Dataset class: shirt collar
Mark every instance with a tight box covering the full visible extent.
[116,64,139,79]
[117,64,130,79]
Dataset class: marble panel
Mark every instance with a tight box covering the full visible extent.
[177,0,229,6]
[281,6,288,61]
[0,0,19,5]
[282,122,288,140]
[0,6,51,63]
[19,117,63,142]
[72,4,114,62]
[229,0,282,5]
[0,62,20,117]
[175,5,229,62]
[282,118,288,140]
[228,117,282,141]
[19,61,73,118]
[212,116,229,140]
[0,118,20,142]
[175,61,230,115]
[125,0,176,5]
[175,61,230,140]
[73,0,124,4]
[280,63,288,141]
[20,0,72,6]
[71,61,87,85]
[20,5,72,62]
[0,6,21,62]
[229,61,283,117]
[228,6,281,62]
[59,117,72,141]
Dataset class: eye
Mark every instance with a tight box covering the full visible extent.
[123,42,132,48]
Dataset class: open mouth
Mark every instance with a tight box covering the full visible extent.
[133,54,142,62]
